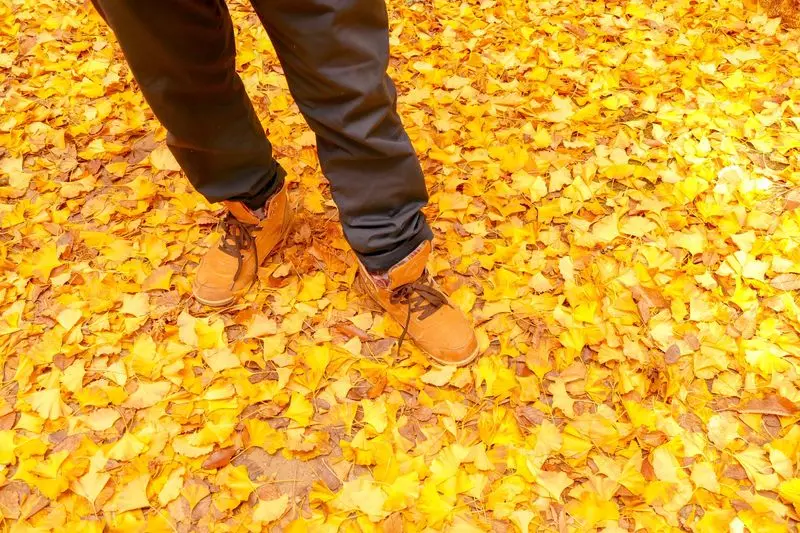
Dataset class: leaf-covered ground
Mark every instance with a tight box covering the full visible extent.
[2,0,800,531]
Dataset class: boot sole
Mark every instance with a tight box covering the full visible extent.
[193,211,294,308]
[427,344,481,367]
[353,275,481,367]
[193,293,238,307]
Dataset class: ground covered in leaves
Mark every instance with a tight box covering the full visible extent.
[2,0,800,531]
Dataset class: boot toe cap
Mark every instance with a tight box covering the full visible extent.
[427,335,479,366]
[417,310,480,366]
[192,279,236,307]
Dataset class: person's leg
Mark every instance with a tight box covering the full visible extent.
[248,0,477,365]
[247,0,432,272]
[91,0,284,209]
[92,0,293,306]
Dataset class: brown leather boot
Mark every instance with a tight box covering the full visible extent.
[357,241,479,366]
[192,182,292,306]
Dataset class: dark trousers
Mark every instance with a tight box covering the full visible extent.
[91,0,432,271]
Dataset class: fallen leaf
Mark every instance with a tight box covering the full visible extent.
[252,493,289,523]
[734,395,798,416]
[150,145,181,171]
[103,474,150,513]
[421,365,456,386]
[770,273,800,291]
[71,471,111,504]
[55,308,82,330]
[203,447,236,470]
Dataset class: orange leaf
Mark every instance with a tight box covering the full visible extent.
[735,395,798,416]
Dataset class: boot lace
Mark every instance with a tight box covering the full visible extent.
[389,274,447,353]
[218,215,258,288]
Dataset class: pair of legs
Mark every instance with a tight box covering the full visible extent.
[91,0,432,272]
[92,0,479,365]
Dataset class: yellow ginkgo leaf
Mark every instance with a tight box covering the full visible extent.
[349,313,373,331]
[119,292,149,317]
[778,478,800,506]
[142,266,173,291]
[61,362,86,394]
[217,464,255,502]
[22,243,62,281]
[591,213,620,244]
[652,446,682,483]
[28,388,70,420]
[539,95,574,123]
[202,347,241,373]
[103,474,151,513]
[158,467,185,507]
[620,216,657,237]
[173,434,214,458]
[361,398,388,434]
[182,482,211,511]
[284,392,314,427]
[297,271,326,302]
[72,471,111,504]
[549,378,575,417]
[0,431,14,464]
[420,365,456,386]
[252,494,289,523]
[566,491,619,527]
[130,334,158,378]
[246,314,278,338]
[150,145,181,171]
[535,469,573,502]
[691,461,720,493]
[331,479,389,523]
[302,344,330,390]
[56,308,82,330]
[108,432,148,461]
[82,407,121,431]
[509,509,535,533]
[533,126,552,148]
[123,381,171,409]
[383,472,420,511]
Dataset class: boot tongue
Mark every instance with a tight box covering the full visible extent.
[387,241,431,290]
[223,201,262,225]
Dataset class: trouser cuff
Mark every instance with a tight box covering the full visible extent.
[357,225,434,273]
[229,164,286,211]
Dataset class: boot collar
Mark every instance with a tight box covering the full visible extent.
[386,241,431,290]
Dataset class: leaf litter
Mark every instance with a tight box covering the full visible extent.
[1,0,800,531]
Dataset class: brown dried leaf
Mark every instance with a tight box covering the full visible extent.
[367,374,388,399]
[678,413,704,432]
[19,492,49,520]
[190,494,213,522]
[641,459,656,481]
[0,483,27,520]
[630,285,669,308]
[723,464,748,480]
[770,273,800,291]
[202,446,236,470]
[316,461,342,491]
[414,406,434,422]
[381,513,404,533]
[735,395,798,416]
[516,405,545,426]
[664,344,681,364]
[784,188,800,210]
[0,411,18,430]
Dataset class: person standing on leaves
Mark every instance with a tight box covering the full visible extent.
[91,0,479,366]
